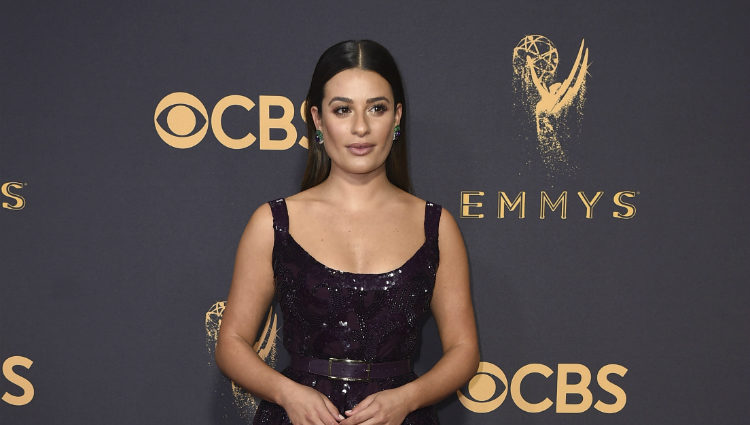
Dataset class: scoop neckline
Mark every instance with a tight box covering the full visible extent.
[286,232,427,277]
[280,197,430,277]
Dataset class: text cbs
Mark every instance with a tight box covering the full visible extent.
[154,92,309,150]
[458,361,626,414]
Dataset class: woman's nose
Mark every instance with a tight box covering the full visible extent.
[351,112,370,136]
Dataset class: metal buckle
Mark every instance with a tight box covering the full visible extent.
[327,357,371,382]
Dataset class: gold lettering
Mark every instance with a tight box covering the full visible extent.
[2,356,34,406]
[556,363,593,413]
[577,191,603,219]
[211,95,256,149]
[1,182,25,210]
[612,191,637,219]
[540,191,568,219]
[298,100,309,148]
[498,191,526,219]
[259,95,297,150]
[510,363,553,413]
[594,364,627,413]
[460,191,484,218]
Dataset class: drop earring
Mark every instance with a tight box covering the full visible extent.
[315,130,324,144]
[393,125,401,142]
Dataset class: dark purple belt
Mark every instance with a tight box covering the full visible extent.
[290,354,411,382]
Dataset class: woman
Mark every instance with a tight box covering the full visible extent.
[215,40,479,425]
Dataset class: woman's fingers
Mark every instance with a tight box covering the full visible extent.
[282,384,342,425]
[310,405,339,425]
[322,395,345,422]
[345,394,374,416]
[340,390,409,425]
[342,396,380,424]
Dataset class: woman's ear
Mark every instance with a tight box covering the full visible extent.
[394,103,402,126]
[311,105,322,130]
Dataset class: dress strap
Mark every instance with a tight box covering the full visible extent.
[424,201,442,244]
[268,198,289,233]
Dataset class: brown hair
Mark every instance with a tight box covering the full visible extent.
[301,40,411,192]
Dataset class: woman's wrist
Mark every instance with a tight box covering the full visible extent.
[274,377,302,408]
[395,381,421,413]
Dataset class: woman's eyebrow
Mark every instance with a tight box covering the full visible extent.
[366,96,390,104]
[327,96,391,105]
[328,96,352,105]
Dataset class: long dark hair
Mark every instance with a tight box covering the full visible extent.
[301,40,411,192]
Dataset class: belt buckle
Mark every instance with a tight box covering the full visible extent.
[328,357,371,382]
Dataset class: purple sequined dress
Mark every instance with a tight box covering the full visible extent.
[252,198,441,425]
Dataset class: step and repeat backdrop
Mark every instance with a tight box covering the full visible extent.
[2,1,747,424]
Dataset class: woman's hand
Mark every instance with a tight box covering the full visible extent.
[279,382,344,425]
[339,388,411,425]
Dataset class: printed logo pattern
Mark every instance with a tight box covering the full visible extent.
[513,35,589,176]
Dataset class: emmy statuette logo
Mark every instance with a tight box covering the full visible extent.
[513,35,590,176]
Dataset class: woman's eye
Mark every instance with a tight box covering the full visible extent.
[333,106,351,115]
[370,104,388,114]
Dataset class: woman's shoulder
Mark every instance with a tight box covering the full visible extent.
[398,192,452,220]
[284,188,316,205]
[231,201,277,259]
[243,202,274,234]
[395,193,456,236]
[383,189,433,211]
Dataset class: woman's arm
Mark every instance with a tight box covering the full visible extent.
[342,208,480,424]
[215,204,344,425]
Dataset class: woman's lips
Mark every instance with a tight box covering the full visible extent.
[346,143,374,155]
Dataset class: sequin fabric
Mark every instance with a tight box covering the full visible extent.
[252,198,441,425]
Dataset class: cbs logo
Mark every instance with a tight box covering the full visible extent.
[457,361,627,414]
[154,92,310,150]
[1,182,26,210]
[2,355,34,406]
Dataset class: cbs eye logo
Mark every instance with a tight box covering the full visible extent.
[154,92,307,150]
[457,361,627,414]
[457,361,508,413]
[154,93,209,149]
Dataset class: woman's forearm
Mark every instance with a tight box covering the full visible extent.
[399,341,479,412]
[215,333,297,406]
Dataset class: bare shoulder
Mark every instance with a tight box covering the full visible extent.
[391,190,430,212]
[237,202,274,253]
[409,195,461,239]
[437,206,459,230]
[285,187,324,213]
[436,207,465,249]
[246,202,273,230]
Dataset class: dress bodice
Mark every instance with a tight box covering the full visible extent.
[268,198,441,362]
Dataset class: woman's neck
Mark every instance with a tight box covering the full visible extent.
[316,166,399,209]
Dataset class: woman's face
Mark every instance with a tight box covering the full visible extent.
[311,68,402,178]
